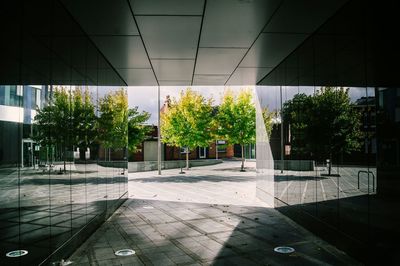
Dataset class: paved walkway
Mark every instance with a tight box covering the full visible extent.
[128,161,264,207]
[68,161,359,265]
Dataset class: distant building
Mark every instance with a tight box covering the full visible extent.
[0,85,48,168]
[129,125,234,162]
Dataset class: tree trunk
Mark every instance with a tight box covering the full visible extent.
[63,146,67,173]
[241,144,245,171]
[79,147,86,161]
[186,151,189,170]
[328,163,332,176]
[328,155,332,176]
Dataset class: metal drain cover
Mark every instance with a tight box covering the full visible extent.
[6,250,28,257]
[115,249,135,256]
[274,246,295,254]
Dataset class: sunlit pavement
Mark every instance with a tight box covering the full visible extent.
[128,161,264,207]
[68,161,359,265]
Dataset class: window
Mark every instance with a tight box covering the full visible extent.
[31,88,37,109]
[9,85,23,107]
[217,140,226,153]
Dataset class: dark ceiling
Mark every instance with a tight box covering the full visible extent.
[0,0,348,86]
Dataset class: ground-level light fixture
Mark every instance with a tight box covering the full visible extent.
[115,249,136,256]
[6,250,28,257]
[274,246,295,254]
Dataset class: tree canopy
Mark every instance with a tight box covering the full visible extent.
[33,87,97,168]
[216,89,256,171]
[282,93,312,157]
[128,107,152,152]
[262,106,274,138]
[309,87,362,160]
[72,88,97,159]
[34,87,150,164]
[282,87,362,174]
[161,89,214,169]
[97,89,128,150]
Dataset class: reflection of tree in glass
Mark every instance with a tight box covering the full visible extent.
[97,89,128,151]
[35,87,149,168]
[283,87,362,175]
[282,93,312,158]
[72,88,97,160]
[161,89,214,170]
[262,106,274,138]
[128,107,152,153]
[33,87,97,171]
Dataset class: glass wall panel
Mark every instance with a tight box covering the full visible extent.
[256,0,400,263]
[0,1,128,265]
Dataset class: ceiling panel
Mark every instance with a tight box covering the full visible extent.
[159,80,192,86]
[61,0,139,35]
[117,68,157,85]
[226,67,272,85]
[136,16,201,59]
[240,33,308,68]
[263,0,347,33]
[131,0,204,15]
[98,68,128,85]
[192,75,230,85]
[200,0,281,47]
[195,48,247,75]
[91,36,150,68]
[152,59,194,81]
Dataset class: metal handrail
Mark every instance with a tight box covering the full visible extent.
[357,170,375,192]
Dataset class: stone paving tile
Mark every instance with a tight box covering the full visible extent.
[68,162,360,265]
[68,198,360,265]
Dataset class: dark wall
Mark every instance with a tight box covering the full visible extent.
[0,1,128,264]
[0,121,20,167]
[257,0,400,264]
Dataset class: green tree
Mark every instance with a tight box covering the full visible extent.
[97,89,128,154]
[282,93,313,158]
[309,87,362,175]
[216,89,256,171]
[128,107,151,153]
[161,89,214,169]
[34,87,72,172]
[262,106,274,138]
[72,88,97,160]
[282,87,362,175]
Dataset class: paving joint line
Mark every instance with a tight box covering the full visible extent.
[155,204,266,264]
[131,208,205,263]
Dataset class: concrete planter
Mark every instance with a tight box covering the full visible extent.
[274,160,314,171]
[128,159,223,172]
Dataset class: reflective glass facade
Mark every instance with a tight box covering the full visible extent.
[0,1,128,265]
[0,86,128,265]
[256,0,400,264]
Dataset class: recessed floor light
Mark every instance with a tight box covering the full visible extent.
[274,246,295,254]
[6,250,28,257]
[143,206,154,209]
[115,249,135,256]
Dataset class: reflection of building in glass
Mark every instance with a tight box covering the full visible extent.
[0,85,47,168]
[346,96,377,164]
